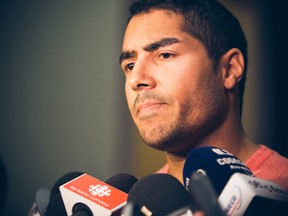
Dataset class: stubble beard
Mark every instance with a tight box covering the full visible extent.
[138,107,226,157]
[137,101,199,156]
[137,89,227,156]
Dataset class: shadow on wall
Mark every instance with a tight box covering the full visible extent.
[251,0,288,157]
[0,156,8,216]
[220,0,288,157]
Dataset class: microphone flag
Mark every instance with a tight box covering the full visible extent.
[60,173,128,216]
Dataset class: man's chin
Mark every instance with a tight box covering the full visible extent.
[166,148,191,157]
[143,139,191,157]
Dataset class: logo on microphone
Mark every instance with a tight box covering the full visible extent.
[89,184,111,197]
[212,148,233,156]
[223,186,242,215]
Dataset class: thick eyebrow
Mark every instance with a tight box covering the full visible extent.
[119,37,180,65]
[143,37,180,52]
[119,50,136,65]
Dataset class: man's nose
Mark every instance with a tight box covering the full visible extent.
[127,61,156,92]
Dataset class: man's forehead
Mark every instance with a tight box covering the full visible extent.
[123,12,184,48]
[125,9,183,34]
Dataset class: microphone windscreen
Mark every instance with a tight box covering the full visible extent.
[45,193,66,216]
[128,173,191,216]
[50,171,83,199]
[183,146,253,195]
[36,188,50,216]
[46,171,83,216]
[105,173,138,193]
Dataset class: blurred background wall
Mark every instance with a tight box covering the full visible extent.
[0,0,287,215]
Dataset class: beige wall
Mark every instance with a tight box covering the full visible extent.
[0,1,132,215]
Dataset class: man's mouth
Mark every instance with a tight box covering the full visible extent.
[137,102,167,117]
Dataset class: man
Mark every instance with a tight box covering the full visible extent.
[119,0,288,191]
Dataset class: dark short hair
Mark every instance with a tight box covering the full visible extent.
[127,0,248,116]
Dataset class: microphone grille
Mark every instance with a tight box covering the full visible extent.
[50,171,83,199]
[128,174,191,215]
[105,173,138,193]
[45,193,66,216]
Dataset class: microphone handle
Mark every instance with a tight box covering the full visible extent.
[189,172,226,216]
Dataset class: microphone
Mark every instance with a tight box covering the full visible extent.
[50,171,84,200]
[218,172,288,215]
[45,193,67,216]
[188,171,226,216]
[27,188,50,216]
[125,173,193,216]
[183,146,288,215]
[183,146,253,196]
[121,201,143,216]
[44,171,85,216]
[29,171,82,216]
[60,173,138,216]
[105,173,138,194]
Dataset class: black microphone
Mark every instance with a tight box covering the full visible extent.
[50,171,84,200]
[28,171,83,216]
[105,173,138,194]
[45,171,84,216]
[183,146,253,196]
[121,201,143,216]
[125,173,193,216]
[45,193,67,216]
[27,188,50,216]
[188,171,226,216]
[60,173,138,216]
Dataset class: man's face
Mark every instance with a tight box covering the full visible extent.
[120,10,227,154]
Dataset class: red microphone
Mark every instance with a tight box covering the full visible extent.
[60,174,137,216]
[60,173,136,216]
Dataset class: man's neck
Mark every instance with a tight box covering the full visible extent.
[166,153,186,184]
[164,135,259,185]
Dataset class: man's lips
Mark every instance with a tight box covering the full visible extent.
[136,102,166,115]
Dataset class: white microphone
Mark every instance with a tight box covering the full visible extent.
[218,173,288,215]
[183,146,288,216]
[60,173,137,216]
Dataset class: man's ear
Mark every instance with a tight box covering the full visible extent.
[221,48,244,90]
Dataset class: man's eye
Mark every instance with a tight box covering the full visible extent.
[160,53,172,59]
[126,63,134,71]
